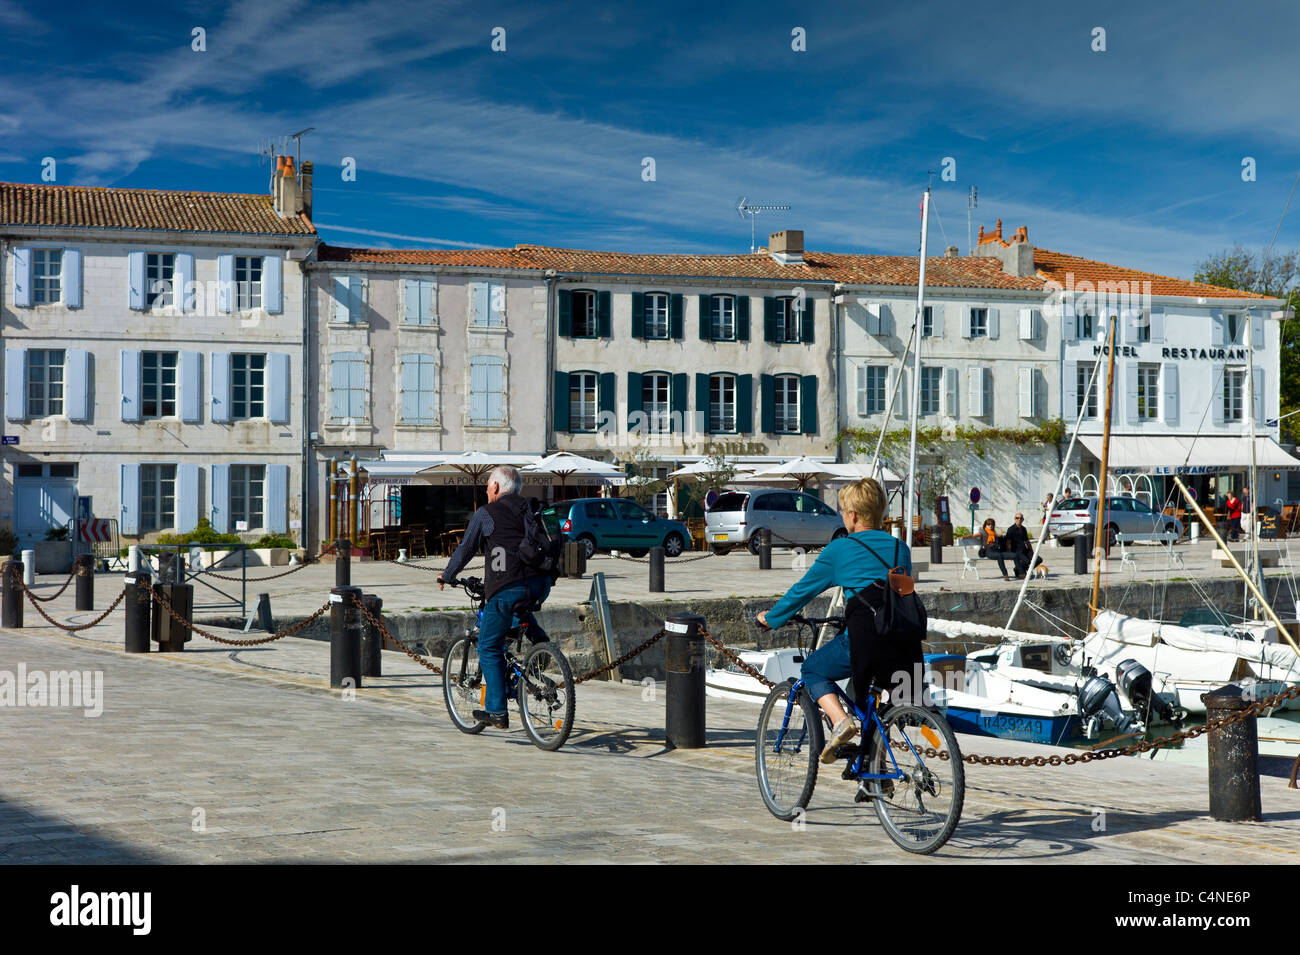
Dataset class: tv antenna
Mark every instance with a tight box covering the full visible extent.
[737,197,791,253]
[967,185,978,254]
[255,138,279,167]
[288,127,315,171]
[257,128,315,174]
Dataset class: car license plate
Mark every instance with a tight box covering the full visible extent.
[715,534,728,541]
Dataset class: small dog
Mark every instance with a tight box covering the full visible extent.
[1030,562,1049,579]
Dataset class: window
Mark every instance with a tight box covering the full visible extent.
[1077,311,1095,340]
[230,464,265,530]
[146,253,175,309]
[472,282,505,328]
[774,375,800,433]
[32,249,63,304]
[231,353,266,420]
[404,279,436,325]
[614,500,653,521]
[921,305,934,339]
[572,291,597,337]
[1136,312,1151,343]
[645,293,668,339]
[1137,363,1160,420]
[859,366,886,415]
[235,256,262,310]
[330,352,366,421]
[1224,368,1245,423]
[711,296,736,341]
[709,375,736,432]
[642,373,671,434]
[969,307,988,338]
[776,297,801,343]
[400,354,437,424]
[1226,313,1243,345]
[140,464,177,533]
[920,367,942,416]
[141,351,179,418]
[569,372,597,432]
[27,349,65,417]
[469,356,506,426]
[1076,363,1098,419]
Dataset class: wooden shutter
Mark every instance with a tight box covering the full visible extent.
[737,374,753,433]
[764,298,777,342]
[119,464,141,536]
[695,373,710,432]
[1163,364,1179,425]
[1061,299,1076,343]
[1212,311,1225,346]
[597,291,612,337]
[209,352,230,423]
[1149,306,1165,343]
[943,367,958,417]
[1254,367,1265,425]
[1019,367,1035,419]
[736,296,750,341]
[553,372,570,431]
[13,248,31,307]
[988,307,1000,339]
[1252,310,1265,349]
[557,289,573,337]
[129,251,146,310]
[1124,363,1139,425]
[181,351,201,423]
[210,464,230,533]
[698,296,712,340]
[931,303,944,338]
[627,372,643,428]
[66,349,90,421]
[5,348,25,419]
[400,356,418,422]
[671,373,688,432]
[266,465,288,533]
[472,282,490,327]
[801,298,815,344]
[489,283,506,326]
[631,292,645,339]
[268,353,290,424]
[264,254,283,314]
[669,294,684,339]
[404,280,420,324]
[176,253,194,312]
[967,367,983,417]
[1063,361,1078,423]
[176,464,200,533]
[800,375,818,433]
[760,374,775,432]
[332,275,352,323]
[120,349,140,422]
[217,255,234,313]
[599,372,616,419]
[63,249,82,309]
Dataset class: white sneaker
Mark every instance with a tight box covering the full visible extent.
[820,716,859,764]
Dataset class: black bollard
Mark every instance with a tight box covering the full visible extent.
[153,580,194,652]
[758,528,772,570]
[562,540,585,579]
[74,553,95,611]
[664,612,708,749]
[330,585,363,689]
[1203,684,1262,822]
[360,593,383,678]
[123,571,152,653]
[930,526,943,564]
[1074,530,1090,575]
[649,546,665,592]
[335,538,351,588]
[1,559,22,629]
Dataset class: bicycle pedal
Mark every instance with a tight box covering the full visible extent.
[854,782,873,803]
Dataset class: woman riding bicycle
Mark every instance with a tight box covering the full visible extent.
[756,478,911,764]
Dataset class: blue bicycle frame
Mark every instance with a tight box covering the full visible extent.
[774,679,918,784]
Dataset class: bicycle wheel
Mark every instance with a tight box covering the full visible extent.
[868,704,964,854]
[518,642,574,751]
[442,637,487,735]
[755,680,823,821]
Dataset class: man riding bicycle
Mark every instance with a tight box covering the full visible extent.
[437,465,551,729]
[756,478,912,764]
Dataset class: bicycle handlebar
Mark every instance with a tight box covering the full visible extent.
[791,613,844,630]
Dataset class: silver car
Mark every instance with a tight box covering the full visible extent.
[705,488,845,555]
[1048,495,1183,545]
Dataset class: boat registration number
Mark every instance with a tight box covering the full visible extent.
[980,714,1045,736]
[715,534,728,541]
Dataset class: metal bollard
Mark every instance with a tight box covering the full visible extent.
[929,526,943,564]
[664,612,708,749]
[123,571,152,653]
[21,549,34,587]
[335,538,351,588]
[330,585,363,689]
[2,559,23,628]
[128,545,142,573]
[1203,684,1262,822]
[758,528,772,570]
[563,540,585,578]
[153,581,194,652]
[74,554,95,611]
[649,546,665,592]
[1074,530,1090,575]
[360,593,383,678]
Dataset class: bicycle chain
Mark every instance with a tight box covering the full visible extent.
[26,568,78,602]
[349,592,443,674]
[149,584,332,646]
[19,579,127,632]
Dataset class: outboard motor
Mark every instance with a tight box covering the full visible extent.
[1116,658,1178,725]
[1078,674,1133,738]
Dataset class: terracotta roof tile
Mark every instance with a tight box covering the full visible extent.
[315,244,529,267]
[1034,248,1271,300]
[0,181,315,236]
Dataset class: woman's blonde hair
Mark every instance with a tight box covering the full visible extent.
[837,478,885,529]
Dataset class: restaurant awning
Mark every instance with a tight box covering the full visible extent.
[1077,435,1300,474]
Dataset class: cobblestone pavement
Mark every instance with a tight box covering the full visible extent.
[2,620,1298,864]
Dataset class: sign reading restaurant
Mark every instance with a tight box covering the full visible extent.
[1091,344,1250,361]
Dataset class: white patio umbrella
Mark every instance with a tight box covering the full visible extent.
[418,451,541,509]
[667,460,758,478]
[823,461,903,489]
[522,452,625,494]
[746,456,852,491]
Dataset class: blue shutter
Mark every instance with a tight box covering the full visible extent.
[13,248,31,307]
[349,355,366,419]
[330,355,349,420]
[487,360,504,423]
[268,352,290,424]
[264,254,283,314]
[737,374,753,433]
[735,297,750,341]
[5,349,26,420]
[599,372,616,418]
[597,291,611,337]
[128,251,146,310]
[350,274,365,322]
[180,351,201,422]
[405,280,420,324]
[266,464,288,533]
[553,372,570,431]
[176,253,195,311]
[63,249,82,308]
[631,293,645,339]
[698,296,712,340]
[210,352,230,423]
[760,374,775,433]
[800,375,819,434]
[671,373,687,432]
[120,349,140,422]
[627,372,643,424]
[764,298,777,342]
[66,349,90,421]
[400,355,418,422]
[210,464,230,533]
[801,298,815,344]
[470,359,488,423]
[489,283,506,326]
[333,275,352,323]
[472,282,490,326]
[218,255,234,312]
[418,357,437,423]
[176,463,200,532]
[120,464,140,536]
[670,294,684,339]
[696,373,710,433]
[557,290,573,337]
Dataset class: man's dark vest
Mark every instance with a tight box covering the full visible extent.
[482,494,529,599]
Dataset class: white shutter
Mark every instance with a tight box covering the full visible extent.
[890,368,907,417]
[864,304,880,335]
[1018,308,1035,341]
[333,275,352,323]
[1064,361,1078,422]
[1163,364,1179,425]
[1212,364,1226,426]
[961,306,972,339]
[1212,310,1225,346]
[943,367,958,417]
[1254,367,1265,426]
[1061,299,1077,343]
[1252,310,1265,349]
[988,307,1000,339]
[932,304,944,338]
[983,368,993,421]
[1125,362,1139,425]
[968,367,984,417]
[1149,306,1165,343]
[1121,307,1138,344]
[855,365,866,416]
[1018,367,1032,418]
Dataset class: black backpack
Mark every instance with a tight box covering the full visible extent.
[516,497,564,580]
[843,537,927,705]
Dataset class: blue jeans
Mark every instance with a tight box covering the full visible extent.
[801,631,850,702]
[477,576,551,714]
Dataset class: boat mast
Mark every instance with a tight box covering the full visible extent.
[1246,308,1261,617]
[1089,313,1119,631]
[903,190,931,545]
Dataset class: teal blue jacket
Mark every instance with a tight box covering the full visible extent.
[764,530,913,631]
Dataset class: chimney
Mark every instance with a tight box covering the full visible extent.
[273,154,302,218]
[299,160,313,220]
[944,245,959,258]
[974,220,1035,277]
[768,230,804,265]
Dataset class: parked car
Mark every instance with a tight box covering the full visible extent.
[542,498,691,559]
[705,488,845,555]
[1047,495,1183,545]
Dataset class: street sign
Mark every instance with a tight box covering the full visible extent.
[705,489,719,510]
[1267,418,1279,427]
[969,487,981,504]
[1,436,17,445]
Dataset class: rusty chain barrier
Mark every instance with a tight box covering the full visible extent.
[350,592,443,674]
[149,584,331,647]
[199,555,320,582]
[567,629,668,686]
[25,568,78,603]
[19,578,127,632]
[608,550,716,565]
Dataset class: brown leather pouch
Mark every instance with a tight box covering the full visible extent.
[888,568,914,596]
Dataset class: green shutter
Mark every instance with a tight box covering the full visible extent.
[631,292,645,339]
[671,373,688,433]
[627,371,643,427]
[670,294,684,339]
[760,374,775,433]
[801,375,818,434]
[599,372,616,420]
[736,296,750,341]
[695,373,710,434]
[597,291,612,337]
[558,290,572,338]
[553,372,570,431]
[764,298,777,342]
[737,374,753,433]
[698,295,711,341]
[801,298,815,344]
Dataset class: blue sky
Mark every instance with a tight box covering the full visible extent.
[1,0,1297,278]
